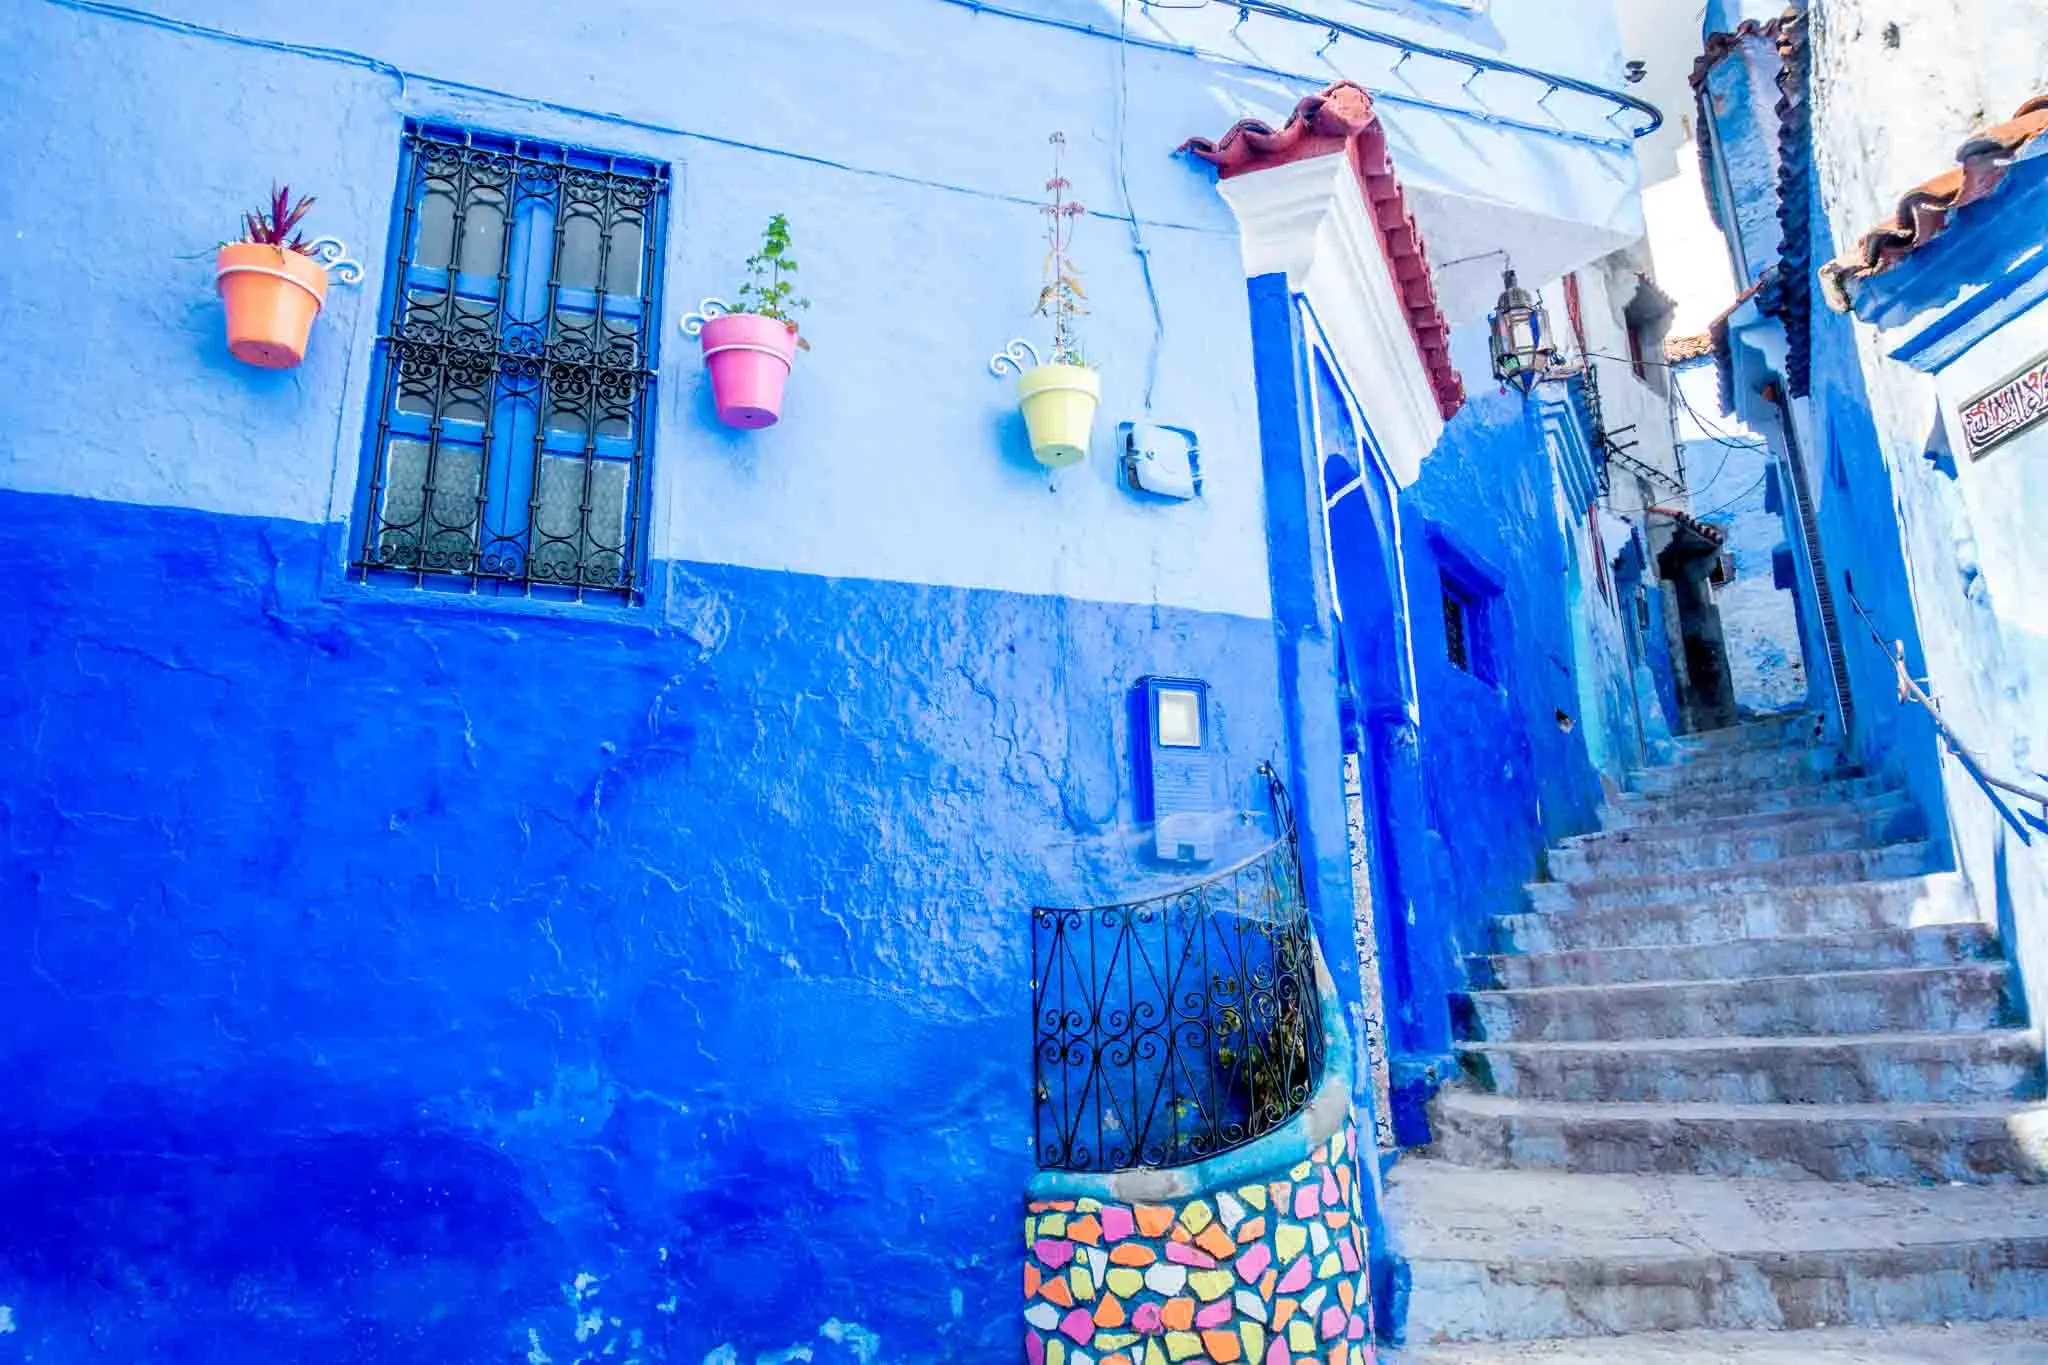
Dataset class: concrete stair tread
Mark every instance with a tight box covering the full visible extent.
[1470,961,2005,999]
[1627,758,1862,799]
[1479,923,1999,989]
[1427,1088,2048,1183]
[1433,1091,2048,1124]
[1458,1025,2043,1106]
[1385,1323,2048,1362]
[1495,873,1975,955]
[1666,714,1823,752]
[1563,795,1910,849]
[1388,1158,2048,1340]
[1529,842,1935,899]
[1607,774,1893,824]
[1460,1026,2040,1058]
[1459,961,2013,1044]
[1388,1158,2048,1262]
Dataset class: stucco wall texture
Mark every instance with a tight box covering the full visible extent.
[0,0,1644,1358]
[1797,0,2048,1024]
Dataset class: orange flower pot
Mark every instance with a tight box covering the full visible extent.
[215,243,331,369]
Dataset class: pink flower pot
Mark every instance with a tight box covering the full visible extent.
[700,313,800,428]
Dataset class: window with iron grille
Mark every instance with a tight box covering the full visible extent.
[1442,578,1473,673]
[354,124,668,600]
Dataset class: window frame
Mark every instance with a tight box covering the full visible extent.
[1424,523,1507,688]
[1441,576,1475,674]
[350,120,671,605]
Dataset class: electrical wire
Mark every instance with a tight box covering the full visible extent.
[1119,0,1167,410]
[1574,348,1765,450]
[1672,380,1768,452]
[1691,474,1767,521]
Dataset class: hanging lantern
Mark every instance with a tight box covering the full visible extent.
[1489,268,1561,396]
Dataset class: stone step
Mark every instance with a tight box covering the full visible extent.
[1525,842,1937,915]
[1664,713,1823,758]
[1604,774,1895,830]
[1458,1028,2045,1105]
[1551,800,1923,882]
[1424,1090,2048,1184]
[1628,749,1854,798]
[1458,963,2017,1044]
[1574,791,1911,851]
[1473,922,2001,990]
[1495,874,1973,955]
[1388,1324,2048,1364]
[1385,1159,2048,1346]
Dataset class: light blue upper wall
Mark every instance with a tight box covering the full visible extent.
[2,0,1284,616]
[4,0,1653,617]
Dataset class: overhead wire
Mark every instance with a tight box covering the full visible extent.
[1691,474,1768,521]
[1118,0,1167,410]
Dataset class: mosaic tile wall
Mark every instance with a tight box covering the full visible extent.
[1023,1124,1372,1365]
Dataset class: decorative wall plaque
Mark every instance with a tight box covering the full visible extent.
[1960,356,2048,460]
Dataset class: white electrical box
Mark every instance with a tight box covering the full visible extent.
[1120,423,1201,501]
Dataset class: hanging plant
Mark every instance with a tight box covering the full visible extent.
[1004,133,1102,469]
[215,185,333,369]
[691,214,811,429]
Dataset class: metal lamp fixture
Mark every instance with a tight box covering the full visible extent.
[1488,267,1561,396]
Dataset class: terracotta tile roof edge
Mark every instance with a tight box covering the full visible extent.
[1690,14,1793,92]
[1665,333,1716,363]
[1649,505,1729,546]
[1180,81,1467,422]
[1821,94,2048,313]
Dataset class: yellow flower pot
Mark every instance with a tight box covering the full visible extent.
[1015,363,1101,468]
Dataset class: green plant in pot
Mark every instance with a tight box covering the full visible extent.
[696,213,811,429]
[1013,132,1101,468]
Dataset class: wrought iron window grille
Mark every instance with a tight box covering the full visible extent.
[354,124,668,601]
[1031,768,1327,1173]
[1441,580,1472,673]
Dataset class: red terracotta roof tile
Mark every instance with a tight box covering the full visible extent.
[1689,16,1790,92]
[1650,505,1729,546]
[1820,95,2048,311]
[1179,82,1466,421]
[1664,333,1716,364]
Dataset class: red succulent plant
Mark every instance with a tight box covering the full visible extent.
[239,184,317,254]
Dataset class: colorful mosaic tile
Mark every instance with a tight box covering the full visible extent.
[1023,1123,1375,1365]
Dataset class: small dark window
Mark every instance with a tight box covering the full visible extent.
[1442,580,1473,673]
[354,123,669,599]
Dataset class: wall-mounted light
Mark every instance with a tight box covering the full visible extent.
[1489,268,1562,396]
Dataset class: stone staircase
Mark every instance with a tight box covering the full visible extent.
[1385,715,2048,1360]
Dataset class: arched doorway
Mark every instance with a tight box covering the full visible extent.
[1307,345,1420,1152]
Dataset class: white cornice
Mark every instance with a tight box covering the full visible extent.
[1216,154,1448,487]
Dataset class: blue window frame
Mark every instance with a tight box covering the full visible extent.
[354,122,669,600]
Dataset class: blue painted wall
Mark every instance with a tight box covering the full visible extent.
[0,491,1294,1360]
[1698,37,1787,289]
[0,0,1644,1356]
[1317,374,1611,1130]
[1400,388,1609,951]
[1786,191,1953,859]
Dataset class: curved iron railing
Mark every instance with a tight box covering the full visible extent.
[1031,772,1326,1172]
